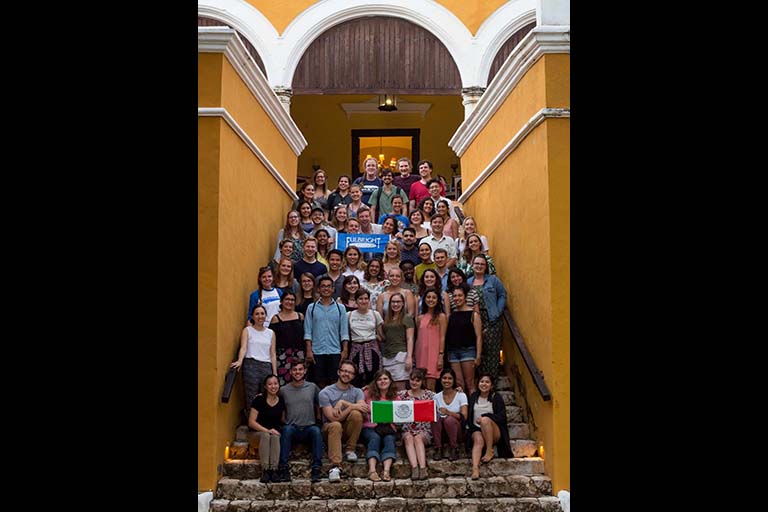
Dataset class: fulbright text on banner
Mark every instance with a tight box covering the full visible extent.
[335,233,391,253]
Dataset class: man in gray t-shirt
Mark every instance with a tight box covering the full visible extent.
[276,362,323,482]
[318,360,367,480]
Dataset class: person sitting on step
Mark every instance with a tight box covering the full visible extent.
[431,368,468,462]
[466,372,513,480]
[360,369,398,481]
[319,360,367,482]
[397,367,436,480]
[275,361,323,483]
[247,374,285,483]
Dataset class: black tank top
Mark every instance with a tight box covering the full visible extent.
[269,314,304,351]
[445,310,476,351]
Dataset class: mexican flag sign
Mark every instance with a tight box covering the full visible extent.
[371,400,436,423]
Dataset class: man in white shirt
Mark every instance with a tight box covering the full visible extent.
[424,216,457,267]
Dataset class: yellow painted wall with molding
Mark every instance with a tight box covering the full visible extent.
[198,51,298,491]
[458,53,569,491]
[291,94,463,187]
[244,0,506,36]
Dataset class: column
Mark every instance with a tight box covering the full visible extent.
[273,86,292,115]
[461,86,485,118]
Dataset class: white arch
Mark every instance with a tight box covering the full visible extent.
[198,0,278,80]
[278,0,475,88]
[474,0,537,87]
[199,0,540,90]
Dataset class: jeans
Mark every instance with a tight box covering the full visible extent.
[279,424,323,468]
[360,426,396,462]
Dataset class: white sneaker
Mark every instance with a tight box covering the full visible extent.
[344,451,358,462]
[328,466,341,482]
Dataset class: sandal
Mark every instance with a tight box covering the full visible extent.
[369,471,382,482]
[381,470,391,482]
[470,468,480,480]
[481,453,494,464]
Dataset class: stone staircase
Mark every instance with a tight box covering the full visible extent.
[212,374,560,511]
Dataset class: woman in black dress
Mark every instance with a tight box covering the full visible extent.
[269,292,305,385]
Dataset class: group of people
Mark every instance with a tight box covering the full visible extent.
[247,359,513,484]
[232,157,512,482]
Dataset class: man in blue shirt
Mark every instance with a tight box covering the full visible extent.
[304,275,349,388]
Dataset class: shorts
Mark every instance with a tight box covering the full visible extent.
[447,347,477,363]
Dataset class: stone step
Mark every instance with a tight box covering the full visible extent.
[231,434,536,461]
[511,439,538,458]
[506,405,523,423]
[210,496,563,512]
[223,457,546,480]
[495,375,513,390]
[497,391,515,405]
[508,423,530,439]
[217,473,552,501]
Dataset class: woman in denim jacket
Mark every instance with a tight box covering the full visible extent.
[467,255,507,380]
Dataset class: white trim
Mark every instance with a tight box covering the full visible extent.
[198,0,540,90]
[278,0,474,87]
[457,108,569,203]
[474,3,537,88]
[449,26,570,157]
[198,0,277,79]
[198,107,299,201]
[198,28,307,157]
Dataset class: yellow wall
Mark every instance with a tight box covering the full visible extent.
[291,94,463,186]
[435,0,510,35]
[198,50,298,491]
[245,0,505,36]
[461,59,546,187]
[459,53,569,491]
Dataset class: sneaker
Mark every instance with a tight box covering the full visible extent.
[328,466,341,482]
[310,466,321,483]
[344,451,358,462]
[448,446,459,461]
[259,469,272,483]
[433,446,443,461]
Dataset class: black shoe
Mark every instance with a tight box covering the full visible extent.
[448,447,459,461]
[310,466,321,483]
[433,446,443,461]
[276,465,291,482]
[259,468,272,483]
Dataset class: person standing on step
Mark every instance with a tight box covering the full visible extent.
[304,275,349,389]
[231,305,278,417]
[246,266,283,325]
[247,374,285,483]
[466,373,513,480]
[369,168,409,220]
[269,292,305,386]
[276,360,323,483]
[467,254,507,381]
[292,237,328,279]
[445,283,482,396]
[431,368,467,462]
[393,157,421,198]
[319,360,367,482]
[347,288,384,388]
[360,369,398,482]
[354,157,383,206]
[397,367,436,480]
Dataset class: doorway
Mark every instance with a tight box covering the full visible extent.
[351,129,420,179]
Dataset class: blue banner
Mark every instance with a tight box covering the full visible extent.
[336,233,391,253]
